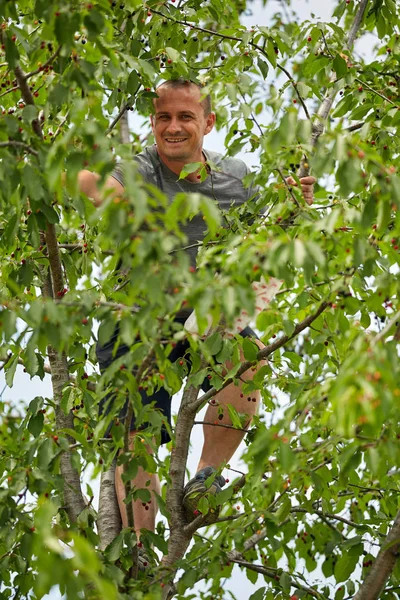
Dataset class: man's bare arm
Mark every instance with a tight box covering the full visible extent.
[77,170,124,207]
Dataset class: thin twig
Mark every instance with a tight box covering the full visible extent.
[276,168,301,207]
[374,309,400,344]
[24,46,62,80]
[0,141,38,156]
[106,104,128,135]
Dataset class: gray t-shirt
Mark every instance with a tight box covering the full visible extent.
[111,145,258,266]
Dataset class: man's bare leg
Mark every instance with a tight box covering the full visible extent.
[197,340,266,473]
[115,432,160,537]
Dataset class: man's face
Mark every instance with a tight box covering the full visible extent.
[150,85,215,164]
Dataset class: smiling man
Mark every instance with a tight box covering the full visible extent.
[150,80,215,171]
[78,79,315,553]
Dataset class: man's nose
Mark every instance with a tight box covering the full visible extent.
[166,117,180,133]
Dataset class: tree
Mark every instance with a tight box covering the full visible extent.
[0,0,400,598]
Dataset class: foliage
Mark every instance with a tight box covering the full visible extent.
[0,0,400,598]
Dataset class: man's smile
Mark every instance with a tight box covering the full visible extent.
[164,137,188,143]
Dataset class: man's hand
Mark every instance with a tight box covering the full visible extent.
[286,176,316,206]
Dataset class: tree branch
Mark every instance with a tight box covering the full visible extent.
[24,45,62,80]
[44,222,86,522]
[191,300,330,412]
[354,508,400,600]
[297,0,370,178]
[0,141,38,156]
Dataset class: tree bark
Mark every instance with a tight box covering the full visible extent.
[160,385,200,599]
[44,223,86,522]
[354,510,400,599]
[98,461,122,550]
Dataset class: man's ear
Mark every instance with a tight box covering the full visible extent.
[204,112,216,135]
[150,114,155,131]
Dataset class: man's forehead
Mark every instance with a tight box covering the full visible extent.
[154,84,203,106]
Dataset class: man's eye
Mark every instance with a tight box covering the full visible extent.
[182,115,192,119]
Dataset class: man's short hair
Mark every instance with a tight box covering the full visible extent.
[153,79,212,115]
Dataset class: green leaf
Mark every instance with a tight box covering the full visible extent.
[246,567,258,584]
[54,12,81,45]
[334,552,359,583]
[28,412,44,438]
[242,337,259,361]
[249,588,266,600]
[257,58,269,79]
[5,354,18,387]
[165,47,181,62]
[205,331,223,355]
[178,162,203,180]
[279,571,291,593]
[333,54,348,78]
[104,534,124,562]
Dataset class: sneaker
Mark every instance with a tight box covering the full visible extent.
[182,466,226,525]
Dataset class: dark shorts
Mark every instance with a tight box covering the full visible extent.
[96,317,259,445]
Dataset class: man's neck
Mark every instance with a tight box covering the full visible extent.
[155,147,207,183]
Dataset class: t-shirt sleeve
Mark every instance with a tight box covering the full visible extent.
[109,153,153,189]
[110,165,124,187]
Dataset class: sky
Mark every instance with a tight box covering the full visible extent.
[0,0,378,597]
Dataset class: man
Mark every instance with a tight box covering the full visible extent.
[78,79,315,541]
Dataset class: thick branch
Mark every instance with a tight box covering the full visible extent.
[44,223,85,522]
[160,383,202,598]
[98,461,122,550]
[354,509,400,600]
[45,222,64,295]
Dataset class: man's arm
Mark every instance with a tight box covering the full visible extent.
[77,170,125,207]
